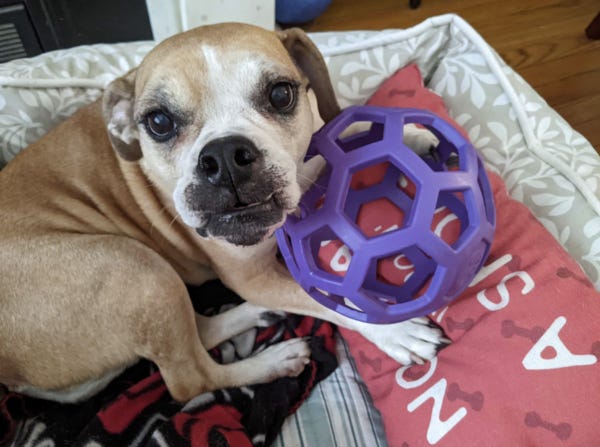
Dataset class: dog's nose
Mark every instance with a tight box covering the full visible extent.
[198,136,261,187]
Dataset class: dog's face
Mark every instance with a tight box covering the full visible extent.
[103,24,339,246]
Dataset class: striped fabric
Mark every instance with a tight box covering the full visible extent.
[274,335,389,447]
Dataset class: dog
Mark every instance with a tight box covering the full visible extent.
[0,23,447,404]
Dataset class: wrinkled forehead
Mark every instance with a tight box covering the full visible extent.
[133,25,300,113]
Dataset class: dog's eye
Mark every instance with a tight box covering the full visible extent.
[145,110,176,141]
[269,82,296,112]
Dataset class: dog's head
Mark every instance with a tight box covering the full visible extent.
[102,23,339,246]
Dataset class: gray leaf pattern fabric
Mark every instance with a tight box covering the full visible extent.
[0,15,599,447]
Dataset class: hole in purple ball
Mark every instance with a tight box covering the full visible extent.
[335,120,385,152]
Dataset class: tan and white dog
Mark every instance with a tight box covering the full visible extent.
[0,23,447,404]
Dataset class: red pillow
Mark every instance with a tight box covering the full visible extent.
[332,65,600,446]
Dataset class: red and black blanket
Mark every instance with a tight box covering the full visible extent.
[0,280,337,447]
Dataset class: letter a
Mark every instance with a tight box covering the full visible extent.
[522,316,597,370]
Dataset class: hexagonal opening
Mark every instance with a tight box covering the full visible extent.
[377,252,415,288]
[431,189,476,250]
[444,150,460,171]
[350,161,388,191]
[402,120,464,173]
[362,245,437,304]
[310,226,354,278]
[397,169,417,200]
[422,136,461,173]
[336,121,385,153]
[430,203,462,248]
[344,163,417,239]
[357,198,405,238]
[298,164,331,218]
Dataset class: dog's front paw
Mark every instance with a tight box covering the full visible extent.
[403,124,440,156]
[254,338,311,381]
[357,317,450,365]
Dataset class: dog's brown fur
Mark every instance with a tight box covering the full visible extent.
[0,23,445,403]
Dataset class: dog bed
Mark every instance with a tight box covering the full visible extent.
[0,13,599,447]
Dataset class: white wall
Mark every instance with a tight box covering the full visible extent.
[145,0,275,41]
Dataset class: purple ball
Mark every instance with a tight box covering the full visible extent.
[276,106,496,324]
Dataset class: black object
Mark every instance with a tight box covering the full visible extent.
[0,4,41,62]
[586,12,600,40]
[0,0,153,62]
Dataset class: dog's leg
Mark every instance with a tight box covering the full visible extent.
[195,303,285,350]
[110,246,308,401]
[216,258,448,365]
[147,290,307,401]
[6,236,307,403]
[403,123,440,156]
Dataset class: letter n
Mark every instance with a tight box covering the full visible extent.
[407,378,467,445]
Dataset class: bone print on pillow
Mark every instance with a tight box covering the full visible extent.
[336,65,600,446]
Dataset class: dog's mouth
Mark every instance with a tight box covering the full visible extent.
[221,194,277,218]
[194,191,289,246]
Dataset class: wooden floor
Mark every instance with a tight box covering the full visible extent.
[305,0,600,154]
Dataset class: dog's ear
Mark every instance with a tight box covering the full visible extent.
[278,28,340,123]
[102,69,142,161]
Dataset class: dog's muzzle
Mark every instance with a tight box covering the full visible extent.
[188,135,289,246]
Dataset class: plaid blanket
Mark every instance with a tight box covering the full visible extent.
[0,281,337,447]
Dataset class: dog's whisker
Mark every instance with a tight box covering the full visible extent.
[145,203,179,236]
[296,172,321,190]
[167,212,181,230]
